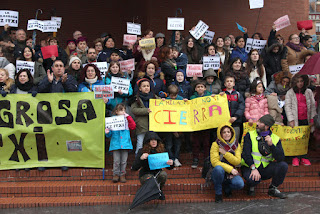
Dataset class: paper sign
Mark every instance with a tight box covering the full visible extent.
[27,19,58,32]
[245,38,267,53]
[236,22,245,33]
[204,30,215,44]
[249,0,264,9]
[289,64,304,75]
[186,64,203,77]
[139,38,156,50]
[167,17,185,30]
[41,45,58,59]
[312,34,317,43]
[111,77,130,94]
[66,140,82,152]
[274,15,291,31]
[83,62,109,78]
[105,115,126,131]
[119,58,135,72]
[189,20,209,40]
[0,10,19,27]
[127,22,141,35]
[93,85,114,99]
[16,60,35,77]
[123,34,137,46]
[51,16,62,29]
[148,152,170,170]
[203,56,220,70]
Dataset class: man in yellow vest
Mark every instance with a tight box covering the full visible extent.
[241,114,288,199]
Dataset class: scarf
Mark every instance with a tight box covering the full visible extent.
[142,49,155,61]
[252,94,264,101]
[85,76,98,85]
[16,81,33,92]
[139,92,154,108]
[216,139,238,161]
[286,42,305,52]
[165,59,177,69]
[233,70,247,81]
[276,83,288,95]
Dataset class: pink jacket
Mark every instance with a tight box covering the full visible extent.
[245,95,269,122]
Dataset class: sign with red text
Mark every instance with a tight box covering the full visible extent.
[0,10,18,27]
[167,17,185,30]
[120,59,135,72]
[139,38,156,50]
[274,15,291,31]
[93,85,114,99]
[189,20,209,40]
[123,34,137,46]
[186,64,203,77]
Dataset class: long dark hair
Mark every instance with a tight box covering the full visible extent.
[142,141,165,153]
[79,64,102,82]
[21,46,36,62]
[245,49,264,78]
[15,69,33,85]
[181,36,199,63]
[249,77,264,94]
[291,74,309,94]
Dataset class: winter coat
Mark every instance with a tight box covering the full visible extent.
[131,97,150,135]
[172,80,193,99]
[97,48,132,63]
[134,72,166,98]
[265,81,290,101]
[133,47,160,73]
[281,46,313,72]
[223,89,245,126]
[0,57,15,79]
[230,47,248,62]
[204,68,222,94]
[33,61,47,85]
[216,48,230,71]
[175,52,188,73]
[78,79,104,92]
[233,71,250,99]
[106,115,136,151]
[10,84,37,94]
[245,95,269,122]
[267,95,283,124]
[161,59,177,87]
[38,75,78,93]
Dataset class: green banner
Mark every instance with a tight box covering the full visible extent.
[0,92,105,170]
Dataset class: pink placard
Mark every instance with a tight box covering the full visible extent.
[186,64,203,77]
[123,34,137,46]
[41,45,58,59]
[274,15,291,31]
[120,58,135,72]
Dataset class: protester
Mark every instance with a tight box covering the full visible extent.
[73,36,88,64]
[203,68,222,95]
[171,30,183,52]
[78,64,104,92]
[93,38,104,54]
[155,33,166,49]
[216,37,230,70]
[10,69,37,94]
[0,45,15,79]
[0,68,14,96]
[244,49,267,87]
[65,39,76,57]
[172,69,192,99]
[73,30,82,40]
[181,36,201,64]
[172,46,188,73]
[224,36,233,53]
[41,37,68,71]
[230,36,248,62]
[13,29,26,60]
[85,48,98,63]
[301,35,315,51]
[67,56,82,83]
[160,46,177,87]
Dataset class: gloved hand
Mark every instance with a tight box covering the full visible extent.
[31,91,38,97]
[0,90,7,97]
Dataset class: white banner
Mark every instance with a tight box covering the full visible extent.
[203,56,220,70]
[111,77,130,94]
[16,60,35,77]
[245,38,267,53]
[289,64,304,75]
[249,0,264,9]
[27,19,58,32]
[83,62,109,78]
[189,20,209,40]
[186,64,203,77]
[127,22,141,35]
[0,10,18,27]
[93,85,114,99]
[120,58,135,72]
[105,115,126,131]
[204,30,215,44]
[51,16,62,29]
[274,15,291,31]
[167,17,185,30]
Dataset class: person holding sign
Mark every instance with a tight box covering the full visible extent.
[0,68,14,97]
[209,125,244,203]
[10,69,37,95]
[244,49,267,87]
[132,131,174,200]
[105,104,136,183]
[160,47,177,87]
[230,36,248,63]
[285,74,316,167]
[78,64,104,92]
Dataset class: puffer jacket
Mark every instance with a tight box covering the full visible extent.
[244,95,269,122]
[78,79,104,92]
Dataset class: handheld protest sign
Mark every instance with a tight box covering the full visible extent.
[16,60,35,77]
[120,59,135,73]
[51,16,62,29]
[105,115,126,131]
[245,38,267,53]
[274,15,291,31]
[139,38,156,50]
[148,152,170,170]
[249,0,264,9]
[203,30,215,44]
[127,22,141,35]
[123,34,137,46]
[167,17,184,30]
[289,64,304,75]
[186,64,203,77]
[189,20,209,40]
[41,45,59,59]
[111,77,130,94]
[202,56,220,70]
[93,85,114,99]
[236,23,245,33]
[0,10,19,27]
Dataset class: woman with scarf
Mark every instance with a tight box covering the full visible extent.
[78,64,104,92]
[230,36,248,63]
[181,36,202,64]
[160,46,177,87]
[10,69,37,94]
[209,125,244,203]
[67,56,82,83]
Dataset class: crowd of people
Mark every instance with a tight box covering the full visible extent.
[0,20,319,202]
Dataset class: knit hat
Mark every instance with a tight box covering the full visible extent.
[69,56,81,66]
[76,36,87,45]
[259,114,275,127]
[155,33,165,38]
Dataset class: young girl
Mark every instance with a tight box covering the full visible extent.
[245,78,269,125]
[285,74,316,167]
[244,49,267,87]
[67,56,82,83]
[131,78,157,154]
[105,103,136,183]
[0,68,14,96]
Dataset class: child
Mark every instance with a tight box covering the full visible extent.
[245,78,269,125]
[285,74,316,167]
[0,68,14,97]
[222,74,245,142]
[131,78,157,154]
[105,104,136,183]
[74,36,88,64]
[172,69,193,99]
[204,68,222,95]
[109,49,122,63]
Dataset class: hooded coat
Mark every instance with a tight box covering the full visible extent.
[263,43,286,84]
[172,71,193,99]
[203,68,222,94]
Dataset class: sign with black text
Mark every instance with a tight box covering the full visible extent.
[83,62,109,78]
[203,56,220,70]
[105,115,126,131]
[204,30,215,44]
[111,77,130,94]
[245,38,267,53]
[167,17,184,30]
[127,22,141,35]
[189,20,209,40]
[289,64,304,75]
[16,60,35,77]
[0,10,18,27]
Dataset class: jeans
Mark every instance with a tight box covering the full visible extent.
[165,133,181,160]
[113,150,128,176]
[136,133,146,154]
[211,166,244,195]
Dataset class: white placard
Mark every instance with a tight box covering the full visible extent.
[249,0,264,9]
[186,64,203,77]
[93,85,114,99]
[289,64,304,75]
[51,16,62,29]
[123,34,137,46]
[83,62,109,78]
[119,58,135,72]
[189,20,209,40]
[111,77,130,94]
[16,60,35,77]
[27,19,58,32]
[0,10,18,27]
[167,17,185,30]
[245,38,267,53]
[274,15,291,31]
[127,22,141,35]
[203,30,215,44]
[105,115,126,131]
[203,56,220,70]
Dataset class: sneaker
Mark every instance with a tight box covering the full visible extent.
[191,158,198,169]
[215,194,223,203]
[112,175,119,183]
[120,175,126,183]
[268,186,286,199]
[292,157,300,166]
[247,186,255,196]
[301,158,311,166]
[174,159,182,167]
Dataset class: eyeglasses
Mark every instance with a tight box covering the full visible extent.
[291,37,300,40]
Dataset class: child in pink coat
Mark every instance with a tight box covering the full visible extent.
[245,78,269,125]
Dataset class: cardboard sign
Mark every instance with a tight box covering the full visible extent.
[0,10,18,27]
[119,58,135,72]
[204,30,215,44]
[83,62,109,78]
[249,0,264,9]
[167,17,185,30]
[127,22,141,35]
[27,19,58,32]
[148,152,170,170]
[203,56,220,70]
[41,45,59,59]
[123,34,137,46]
[16,60,35,77]
[289,64,304,75]
[139,38,156,50]
[111,77,130,94]
[93,85,114,99]
[236,22,245,33]
[189,20,209,40]
[51,16,62,29]
[105,115,126,131]
[186,64,203,77]
[274,15,291,31]
[245,38,267,53]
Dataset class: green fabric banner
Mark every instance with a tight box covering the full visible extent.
[0,92,105,170]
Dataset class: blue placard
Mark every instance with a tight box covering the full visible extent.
[148,152,170,170]
[236,22,245,33]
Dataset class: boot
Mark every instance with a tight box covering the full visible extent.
[120,175,126,183]
[191,158,199,169]
[268,185,286,199]
[215,194,223,203]
[112,175,119,183]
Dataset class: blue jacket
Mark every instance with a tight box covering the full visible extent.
[175,52,188,74]
[38,75,78,93]
[230,47,248,62]
[97,48,133,62]
[78,79,104,92]
[134,71,167,98]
